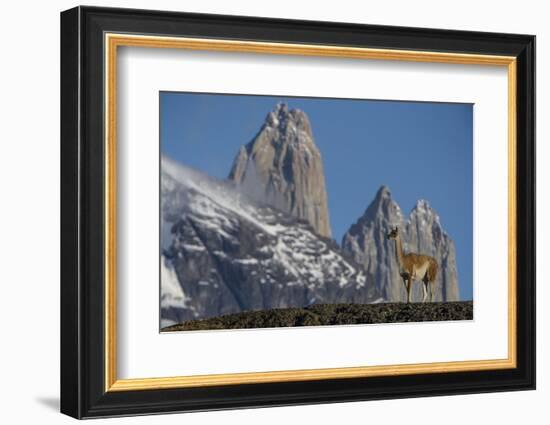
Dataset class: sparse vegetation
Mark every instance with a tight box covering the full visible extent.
[162,301,473,331]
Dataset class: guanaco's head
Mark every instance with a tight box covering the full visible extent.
[387,226,399,240]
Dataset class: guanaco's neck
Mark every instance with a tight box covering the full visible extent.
[394,235,405,270]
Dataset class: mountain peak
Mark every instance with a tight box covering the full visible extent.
[376,185,392,200]
[343,186,402,241]
[264,102,312,137]
[410,199,442,229]
[410,198,437,217]
[414,199,430,209]
[275,101,289,114]
[228,104,331,237]
[369,185,399,215]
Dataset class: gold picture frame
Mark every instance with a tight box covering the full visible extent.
[61,6,535,419]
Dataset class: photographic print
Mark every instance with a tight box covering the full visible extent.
[61,9,534,417]
[160,93,473,332]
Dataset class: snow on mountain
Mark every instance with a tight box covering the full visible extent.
[160,156,380,325]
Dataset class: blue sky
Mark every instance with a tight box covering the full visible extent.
[160,92,473,301]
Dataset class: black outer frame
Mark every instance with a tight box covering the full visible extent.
[60,6,535,419]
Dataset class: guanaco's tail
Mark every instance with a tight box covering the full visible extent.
[428,258,438,282]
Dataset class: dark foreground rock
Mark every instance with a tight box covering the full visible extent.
[162,301,473,331]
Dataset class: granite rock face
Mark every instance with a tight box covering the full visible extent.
[342,186,460,303]
[228,103,332,238]
[407,199,460,302]
[160,157,381,327]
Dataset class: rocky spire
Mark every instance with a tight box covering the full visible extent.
[228,102,332,237]
[342,186,460,302]
[407,200,460,301]
[341,186,405,301]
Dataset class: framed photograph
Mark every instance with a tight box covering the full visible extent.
[60,6,535,419]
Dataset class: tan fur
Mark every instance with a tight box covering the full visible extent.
[427,257,438,282]
[387,227,438,303]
